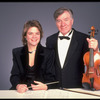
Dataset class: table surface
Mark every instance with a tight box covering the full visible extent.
[0,88,100,99]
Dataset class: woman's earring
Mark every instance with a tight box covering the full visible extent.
[25,38,27,41]
[25,38,27,44]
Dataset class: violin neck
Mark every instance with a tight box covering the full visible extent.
[89,48,94,67]
[89,37,94,67]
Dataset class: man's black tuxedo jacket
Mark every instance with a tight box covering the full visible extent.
[10,43,56,89]
[46,28,89,88]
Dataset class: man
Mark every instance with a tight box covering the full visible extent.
[46,7,99,89]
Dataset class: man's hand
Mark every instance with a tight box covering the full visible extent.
[87,38,99,52]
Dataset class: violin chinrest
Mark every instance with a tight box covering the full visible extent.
[82,82,96,91]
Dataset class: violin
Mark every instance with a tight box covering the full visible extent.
[82,26,100,90]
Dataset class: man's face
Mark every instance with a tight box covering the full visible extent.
[56,11,74,36]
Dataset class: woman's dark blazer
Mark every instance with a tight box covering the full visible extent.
[46,28,90,88]
[10,43,56,90]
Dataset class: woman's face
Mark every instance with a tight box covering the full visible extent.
[25,27,40,47]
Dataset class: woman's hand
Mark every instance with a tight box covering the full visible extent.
[31,81,48,91]
[87,38,99,52]
[16,84,28,93]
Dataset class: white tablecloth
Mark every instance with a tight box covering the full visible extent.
[0,88,100,99]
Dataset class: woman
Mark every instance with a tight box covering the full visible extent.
[10,20,57,93]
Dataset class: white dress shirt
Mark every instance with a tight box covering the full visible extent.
[58,29,73,68]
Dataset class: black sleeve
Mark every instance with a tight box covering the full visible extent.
[10,49,21,90]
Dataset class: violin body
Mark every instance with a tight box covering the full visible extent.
[82,26,100,90]
[82,51,100,90]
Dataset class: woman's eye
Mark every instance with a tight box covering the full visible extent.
[36,32,40,35]
[28,32,32,35]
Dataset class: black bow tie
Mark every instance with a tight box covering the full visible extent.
[59,36,70,40]
[58,30,72,40]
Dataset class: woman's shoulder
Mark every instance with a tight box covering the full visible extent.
[12,46,25,53]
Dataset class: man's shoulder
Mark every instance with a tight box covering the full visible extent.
[41,45,54,52]
[47,31,59,39]
[73,28,89,37]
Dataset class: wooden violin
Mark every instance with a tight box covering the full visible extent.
[82,26,100,90]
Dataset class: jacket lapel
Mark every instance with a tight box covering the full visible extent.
[20,46,28,73]
[54,32,62,69]
[56,43,62,69]
[34,43,44,68]
[63,30,78,68]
